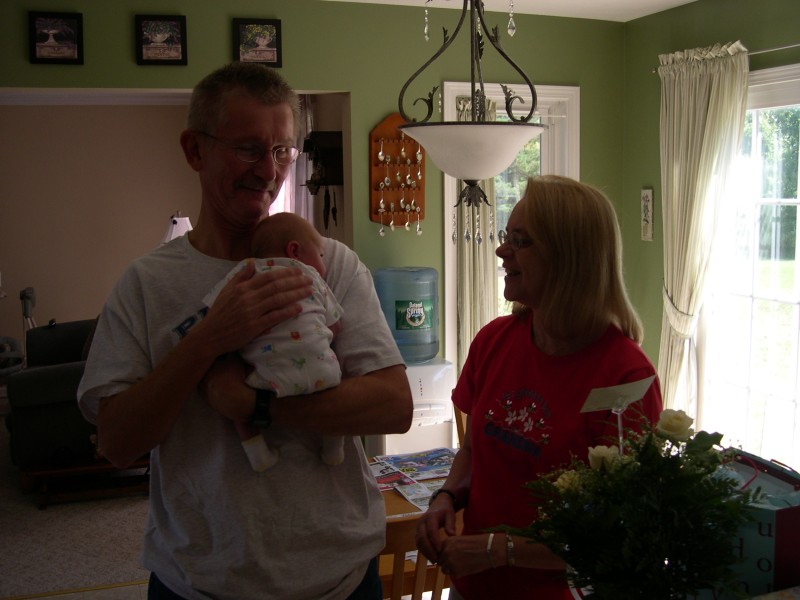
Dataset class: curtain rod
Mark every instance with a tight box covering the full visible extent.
[651,42,800,73]
[749,42,800,56]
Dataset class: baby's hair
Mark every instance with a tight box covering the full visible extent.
[252,213,319,258]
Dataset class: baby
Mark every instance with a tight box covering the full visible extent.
[203,212,344,471]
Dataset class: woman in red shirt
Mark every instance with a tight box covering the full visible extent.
[415,175,663,600]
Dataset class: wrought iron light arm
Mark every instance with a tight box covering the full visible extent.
[398,0,537,124]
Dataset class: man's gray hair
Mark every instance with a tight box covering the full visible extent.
[187,62,301,138]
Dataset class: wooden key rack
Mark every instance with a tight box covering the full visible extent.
[369,112,426,226]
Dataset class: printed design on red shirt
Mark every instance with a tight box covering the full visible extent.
[483,387,552,457]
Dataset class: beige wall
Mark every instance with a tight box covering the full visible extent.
[0,104,200,343]
[0,92,349,347]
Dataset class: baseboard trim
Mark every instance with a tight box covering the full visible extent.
[3,579,149,600]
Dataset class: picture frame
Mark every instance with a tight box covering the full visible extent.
[29,11,83,65]
[232,18,282,67]
[135,14,187,66]
[641,188,654,242]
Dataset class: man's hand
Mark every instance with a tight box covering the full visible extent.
[201,353,255,422]
[200,261,313,357]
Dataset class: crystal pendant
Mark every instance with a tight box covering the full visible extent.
[464,229,471,243]
[508,0,516,37]
[424,8,430,41]
[475,229,483,245]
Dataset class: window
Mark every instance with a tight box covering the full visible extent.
[268,163,294,215]
[701,64,800,468]
[493,117,542,316]
[441,82,579,366]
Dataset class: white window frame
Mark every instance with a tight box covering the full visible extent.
[441,81,580,366]
[698,62,800,464]
[746,63,800,110]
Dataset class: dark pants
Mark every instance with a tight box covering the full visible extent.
[148,557,382,599]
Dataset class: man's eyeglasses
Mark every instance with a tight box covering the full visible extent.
[197,131,300,166]
[498,230,534,250]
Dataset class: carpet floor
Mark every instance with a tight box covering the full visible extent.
[0,421,149,599]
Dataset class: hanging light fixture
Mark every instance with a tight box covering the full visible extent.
[397,0,544,219]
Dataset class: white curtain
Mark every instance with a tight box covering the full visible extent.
[455,96,499,372]
[271,94,315,221]
[657,41,749,414]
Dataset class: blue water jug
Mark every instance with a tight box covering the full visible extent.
[374,267,439,364]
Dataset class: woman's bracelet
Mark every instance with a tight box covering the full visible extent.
[486,533,496,569]
[505,532,515,566]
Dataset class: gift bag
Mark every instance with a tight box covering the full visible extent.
[694,451,800,599]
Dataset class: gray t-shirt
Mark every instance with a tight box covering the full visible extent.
[78,235,404,600]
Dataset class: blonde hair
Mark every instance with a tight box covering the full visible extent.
[251,212,320,258]
[512,175,644,343]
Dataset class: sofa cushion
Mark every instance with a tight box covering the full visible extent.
[7,362,85,409]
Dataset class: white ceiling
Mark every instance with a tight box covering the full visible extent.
[322,0,698,23]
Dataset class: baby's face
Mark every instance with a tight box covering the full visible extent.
[296,237,326,278]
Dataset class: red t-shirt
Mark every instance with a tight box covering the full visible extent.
[451,314,663,599]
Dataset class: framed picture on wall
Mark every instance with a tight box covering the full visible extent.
[232,18,282,67]
[28,11,84,65]
[135,14,187,66]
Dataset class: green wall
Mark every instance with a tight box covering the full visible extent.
[2,0,798,363]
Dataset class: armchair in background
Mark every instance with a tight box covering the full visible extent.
[5,318,150,507]
[5,319,98,472]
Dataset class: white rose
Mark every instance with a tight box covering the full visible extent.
[656,409,694,441]
[588,445,620,471]
[554,470,582,493]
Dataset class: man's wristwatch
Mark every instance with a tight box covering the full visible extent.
[249,388,275,428]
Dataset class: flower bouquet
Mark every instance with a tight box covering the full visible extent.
[513,410,756,599]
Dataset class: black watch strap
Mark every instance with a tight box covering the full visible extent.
[250,388,275,428]
[429,488,457,507]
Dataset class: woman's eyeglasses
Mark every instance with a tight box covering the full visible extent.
[197,131,300,166]
[498,230,533,250]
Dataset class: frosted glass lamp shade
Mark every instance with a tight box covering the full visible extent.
[399,121,545,182]
[161,214,193,244]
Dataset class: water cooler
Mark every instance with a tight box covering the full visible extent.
[364,358,456,456]
[365,267,457,457]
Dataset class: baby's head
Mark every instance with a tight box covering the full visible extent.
[252,213,327,277]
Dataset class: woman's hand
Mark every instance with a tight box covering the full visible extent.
[416,492,458,564]
[436,533,499,579]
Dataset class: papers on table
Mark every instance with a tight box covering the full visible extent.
[374,447,456,481]
[372,447,457,511]
[370,460,418,491]
[395,479,446,511]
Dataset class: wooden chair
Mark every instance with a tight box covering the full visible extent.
[379,514,447,600]
[455,407,468,448]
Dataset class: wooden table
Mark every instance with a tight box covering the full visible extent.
[383,484,427,521]
[380,484,461,597]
